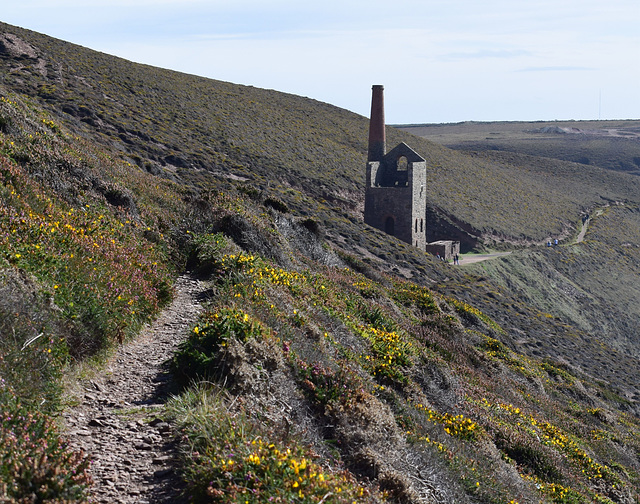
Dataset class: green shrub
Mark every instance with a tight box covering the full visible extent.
[497,435,564,482]
[168,386,377,504]
[392,283,439,316]
[0,113,10,133]
[171,308,264,386]
[263,197,289,213]
[541,360,575,382]
[300,217,322,238]
[357,303,395,332]
[189,232,228,275]
[359,326,413,384]
[447,297,502,332]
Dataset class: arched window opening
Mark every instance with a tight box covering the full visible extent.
[420,219,423,233]
[385,216,395,236]
[415,219,418,232]
[396,156,409,186]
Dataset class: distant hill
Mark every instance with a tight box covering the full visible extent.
[3,21,640,503]
[398,120,640,175]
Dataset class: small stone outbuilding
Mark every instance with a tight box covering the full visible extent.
[425,240,460,261]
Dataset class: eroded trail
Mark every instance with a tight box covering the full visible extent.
[62,275,204,503]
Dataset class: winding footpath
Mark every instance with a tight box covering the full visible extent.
[61,275,205,503]
[458,209,596,266]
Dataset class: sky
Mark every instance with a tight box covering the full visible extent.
[2,0,639,124]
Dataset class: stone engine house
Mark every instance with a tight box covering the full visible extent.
[364,85,427,251]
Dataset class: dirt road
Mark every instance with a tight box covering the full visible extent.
[457,252,512,265]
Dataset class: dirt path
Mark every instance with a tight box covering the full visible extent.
[457,252,512,265]
[61,275,205,503]
[575,217,590,244]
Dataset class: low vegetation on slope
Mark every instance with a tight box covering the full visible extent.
[0,90,191,501]
[164,204,640,503]
[3,86,640,501]
[2,21,640,504]
[4,21,640,248]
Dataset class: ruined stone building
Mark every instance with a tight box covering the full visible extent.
[363,85,461,260]
[364,85,427,251]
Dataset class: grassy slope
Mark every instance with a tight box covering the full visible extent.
[4,22,640,245]
[1,21,640,503]
[167,225,640,503]
[400,120,640,392]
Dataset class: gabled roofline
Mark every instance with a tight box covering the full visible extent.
[384,142,426,163]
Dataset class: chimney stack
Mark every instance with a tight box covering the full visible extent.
[367,85,386,162]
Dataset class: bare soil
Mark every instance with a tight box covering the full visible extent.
[61,275,205,503]
[457,252,512,265]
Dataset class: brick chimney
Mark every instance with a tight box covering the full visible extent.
[367,85,386,162]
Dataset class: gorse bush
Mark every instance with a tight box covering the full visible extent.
[167,386,378,504]
[392,283,439,316]
[189,232,228,275]
[172,308,265,387]
[447,297,502,332]
[411,401,482,442]
[356,303,396,331]
[359,325,413,384]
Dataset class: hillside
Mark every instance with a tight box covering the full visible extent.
[1,21,640,504]
[398,120,640,175]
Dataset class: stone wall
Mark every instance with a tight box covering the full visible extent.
[426,240,460,261]
[365,153,426,251]
[426,206,479,252]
